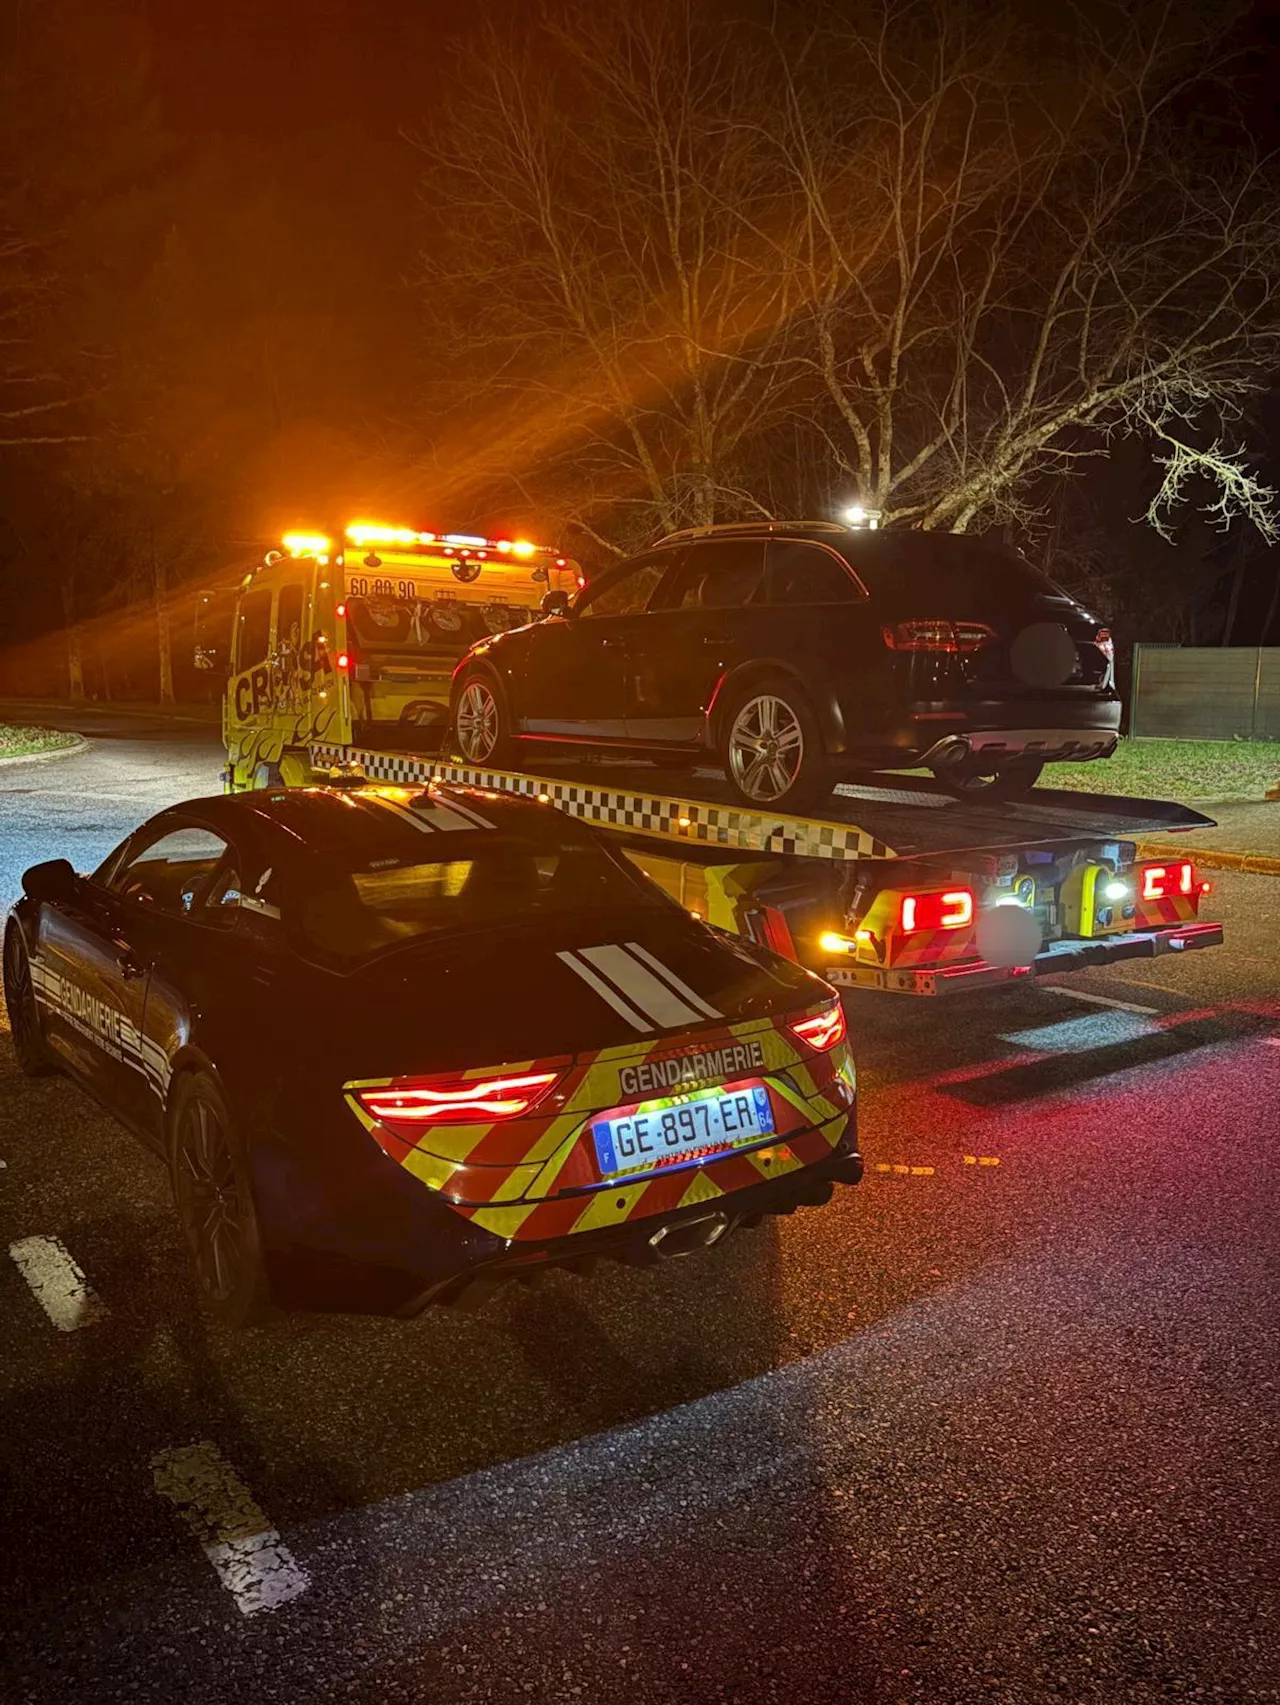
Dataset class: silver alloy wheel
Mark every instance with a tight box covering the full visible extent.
[455,678,500,762]
[728,693,805,803]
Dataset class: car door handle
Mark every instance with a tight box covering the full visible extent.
[599,635,625,649]
[701,632,731,646]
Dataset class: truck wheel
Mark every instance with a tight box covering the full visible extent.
[3,926,58,1077]
[719,677,831,812]
[932,757,1045,799]
[452,671,513,767]
[168,1071,270,1328]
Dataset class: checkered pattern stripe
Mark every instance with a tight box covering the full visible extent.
[344,1009,855,1243]
[310,744,891,861]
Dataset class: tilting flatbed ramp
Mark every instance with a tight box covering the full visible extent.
[310,743,1215,861]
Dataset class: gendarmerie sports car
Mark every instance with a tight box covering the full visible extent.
[3,783,861,1323]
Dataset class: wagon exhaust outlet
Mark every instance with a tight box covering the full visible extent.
[648,1213,730,1259]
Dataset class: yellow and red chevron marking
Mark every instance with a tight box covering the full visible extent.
[345,1010,854,1241]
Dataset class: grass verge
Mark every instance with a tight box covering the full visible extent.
[1049,737,1280,801]
[0,724,80,760]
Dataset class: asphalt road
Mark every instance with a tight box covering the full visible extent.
[2,727,1278,1705]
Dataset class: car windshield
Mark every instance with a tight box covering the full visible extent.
[290,832,668,963]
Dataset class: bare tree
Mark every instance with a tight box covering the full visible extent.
[413,2,804,548]
[763,0,1280,538]
[420,0,1280,552]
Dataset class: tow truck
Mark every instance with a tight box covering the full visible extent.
[218,526,1223,995]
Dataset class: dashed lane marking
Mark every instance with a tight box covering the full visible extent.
[8,1235,106,1331]
[151,1442,310,1616]
[1040,985,1159,1016]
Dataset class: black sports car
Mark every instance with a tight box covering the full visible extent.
[449,520,1121,810]
[3,783,860,1323]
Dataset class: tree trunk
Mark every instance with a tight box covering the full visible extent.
[60,576,85,700]
[153,528,174,703]
[1221,535,1247,646]
[1261,569,1280,647]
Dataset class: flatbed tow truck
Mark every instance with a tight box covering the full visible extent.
[302,742,1223,996]
[217,526,1223,995]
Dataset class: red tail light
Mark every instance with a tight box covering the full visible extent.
[789,1002,847,1053]
[900,888,974,933]
[1139,861,1194,901]
[335,651,351,671]
[1095,628,1114,664]
[745,903,797,961]
[882,619,996,654]
[355,1070,561,1130]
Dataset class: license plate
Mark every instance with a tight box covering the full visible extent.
[592,1086,774,1178]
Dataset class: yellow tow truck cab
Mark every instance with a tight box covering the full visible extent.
[220,523,579,792]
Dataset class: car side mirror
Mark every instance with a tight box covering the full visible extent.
[22,858,79,904]
[540,589,572,619]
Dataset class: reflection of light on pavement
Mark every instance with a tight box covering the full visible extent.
[998,1011,1158,1053]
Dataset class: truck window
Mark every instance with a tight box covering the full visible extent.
[276,583,305,655]
[234,589,273,673]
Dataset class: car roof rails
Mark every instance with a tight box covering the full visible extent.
[655,519,851,546]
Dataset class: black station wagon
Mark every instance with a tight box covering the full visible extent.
[449,521,1121,811]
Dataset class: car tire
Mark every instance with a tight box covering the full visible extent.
[718,677,831,812]
[3,926,58,1077]
[168,1070,271,1328]
[931,756,1046,800]
[452,670,514,768]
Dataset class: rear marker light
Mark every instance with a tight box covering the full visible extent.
[1096,628,1115,664]
[900,888,974,933]
[789,1003,848,1053]
[356,1070,561,1128]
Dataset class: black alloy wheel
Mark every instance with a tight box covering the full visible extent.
[3,926,57,1077]
[931,756,1046,800]
[169,1072,269,1326]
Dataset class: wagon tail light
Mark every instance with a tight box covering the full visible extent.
[789,1002,847,1053]
[882,619,997,654]
[354,1069,563,1131]
[900,888,974,932]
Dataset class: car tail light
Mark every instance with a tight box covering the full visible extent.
[1095,628,1114,664]
[355,1069,562,1130]
[882,619,997,654]
[789,1002,847,1053]
[1139,860,1194,901]
[900,888,974,933]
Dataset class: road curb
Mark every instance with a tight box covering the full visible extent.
[0,735,90,769]
[1133,839,1280,876]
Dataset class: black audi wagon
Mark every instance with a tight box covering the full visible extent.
[450,521,1121,810]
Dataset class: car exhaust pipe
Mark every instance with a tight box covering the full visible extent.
[919,733,972,768]
[648,1212,730,1260]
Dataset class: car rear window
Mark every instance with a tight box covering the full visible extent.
[291,834,668,963]
[838,535,1068,602]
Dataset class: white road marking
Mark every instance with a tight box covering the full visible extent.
[8,1235,106,1331]
[1040,985,1159,1016]
[151,1442,309,1616]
